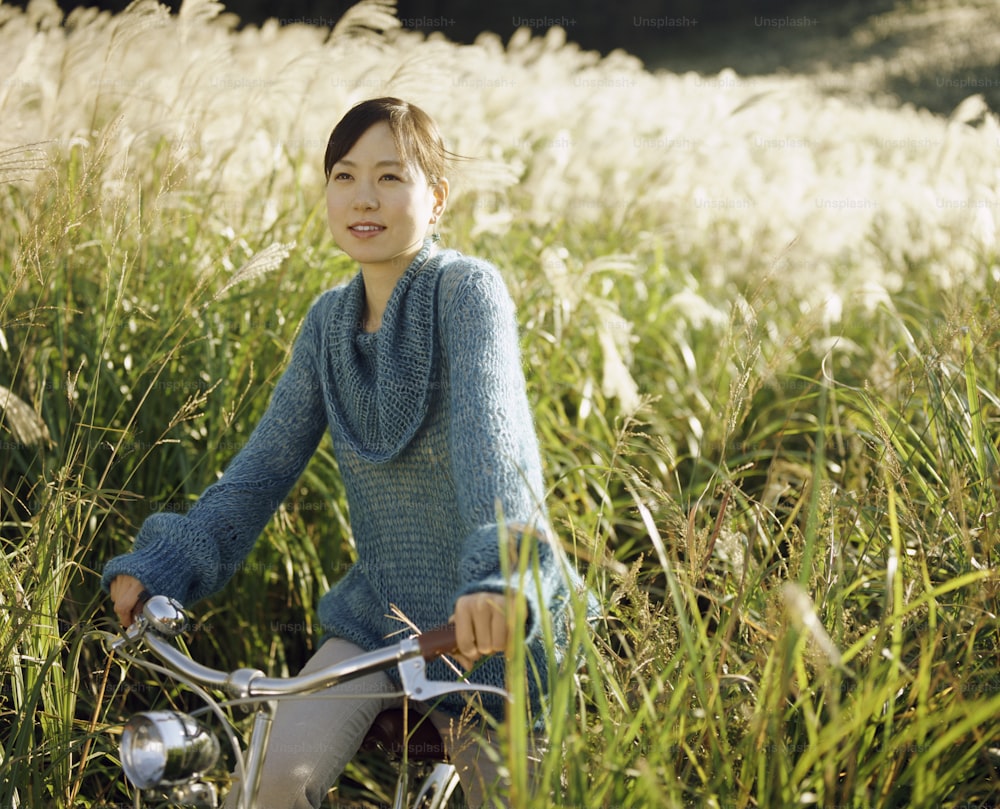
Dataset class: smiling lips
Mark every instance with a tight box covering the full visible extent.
[349,222,385,238]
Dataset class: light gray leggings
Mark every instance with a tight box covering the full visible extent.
[222,637,518,809]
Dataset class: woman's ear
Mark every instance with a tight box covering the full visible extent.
[430,177,449,223]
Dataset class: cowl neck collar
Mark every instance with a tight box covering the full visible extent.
[322,239,448,463]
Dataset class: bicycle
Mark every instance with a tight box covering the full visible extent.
[102,594,511,808]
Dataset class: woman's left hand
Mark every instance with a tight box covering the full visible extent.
[449,591,509,670]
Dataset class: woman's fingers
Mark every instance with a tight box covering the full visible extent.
[450,591,509,668]
[109,574,149,628]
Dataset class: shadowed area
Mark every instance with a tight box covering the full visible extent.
[644,0,1000,115]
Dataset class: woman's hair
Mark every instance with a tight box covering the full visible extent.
[323,97,450,184]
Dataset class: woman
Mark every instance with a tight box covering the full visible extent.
[104,97,584,808]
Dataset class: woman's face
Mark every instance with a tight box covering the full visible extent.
[325,121,448,276]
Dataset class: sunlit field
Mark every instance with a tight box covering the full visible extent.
[3,0,1000,806]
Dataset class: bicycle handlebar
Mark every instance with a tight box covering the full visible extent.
[416,624,461,661]
[118,596,461,702]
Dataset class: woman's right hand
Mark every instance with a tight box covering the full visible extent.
[109,574,150,628]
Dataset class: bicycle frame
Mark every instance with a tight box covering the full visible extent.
[105,595,509,809]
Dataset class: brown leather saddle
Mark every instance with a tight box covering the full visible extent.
[361,708,447,763]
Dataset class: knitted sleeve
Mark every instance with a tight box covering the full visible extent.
[439,261,567,641]
[101,300,330,605]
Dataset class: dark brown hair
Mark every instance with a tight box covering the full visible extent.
[323,97,450,184]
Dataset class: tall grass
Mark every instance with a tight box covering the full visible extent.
[2,0,999,806]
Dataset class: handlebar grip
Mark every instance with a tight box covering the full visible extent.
[417,624,458,661]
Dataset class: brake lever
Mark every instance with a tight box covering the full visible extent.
[397,654,512,703]
[109,619,146,652]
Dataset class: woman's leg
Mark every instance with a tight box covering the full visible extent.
[425,709,545,809]
[223,637,400,809]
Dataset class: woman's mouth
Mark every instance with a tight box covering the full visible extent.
[349,222,385,238]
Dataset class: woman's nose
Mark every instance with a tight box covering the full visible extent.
[353,184,378,210]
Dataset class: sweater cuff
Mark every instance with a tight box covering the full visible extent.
[100,512,215,607]
[455,522,557,644]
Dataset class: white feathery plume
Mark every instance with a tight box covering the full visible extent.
[212,241,296,302]
[0,385,52,448]
[329,0,400,40]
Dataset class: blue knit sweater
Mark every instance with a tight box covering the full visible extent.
[102,240,583,719]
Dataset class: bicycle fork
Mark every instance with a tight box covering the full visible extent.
[231,704,274,809]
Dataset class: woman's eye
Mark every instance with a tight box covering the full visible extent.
[333,172,351,181]
[380,174,400,181]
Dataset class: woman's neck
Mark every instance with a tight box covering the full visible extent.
[358,239,436,333]
[359,268,399,333]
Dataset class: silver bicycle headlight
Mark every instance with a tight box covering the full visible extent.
[120,711,219,789]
